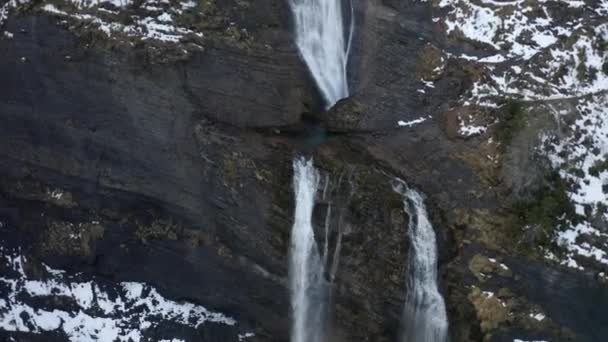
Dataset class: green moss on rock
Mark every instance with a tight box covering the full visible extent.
[45,188,77,208]
[496,100,527,150]
[468,254,513,282]
[468,286,513,338]
[135,219,179,242]
[510,172,579,249]
[42,221,105,257]
[416,43,446,81]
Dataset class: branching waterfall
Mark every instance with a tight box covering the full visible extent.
[290,158,327,342]
[394,181,449,342]
[289,0,354,107]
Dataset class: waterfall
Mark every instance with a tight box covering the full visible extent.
[290,158,327,342]
[395,182,449,342]
[287,1,353,340]
[289,0,354,107]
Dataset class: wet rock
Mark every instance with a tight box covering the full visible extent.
[324,97,364,132]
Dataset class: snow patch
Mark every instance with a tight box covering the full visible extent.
[69,0,132,8]
[441,1,608,105]
[41,1,205,44]
[458,113,487,137]
[529,312,546,321]
[398,116,429,127]
[239,332,256,341]
[1,0,31,27]
[0,249,239,341]
[543,94,608,269]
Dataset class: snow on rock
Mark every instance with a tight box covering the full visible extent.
[437,0,608,274]
[47,188,65,200]
[488,257,510,271]
[459,113,487,137]
[459,123,487,137]
[529,312,546,321]
[439,1,608,104]
[598,0,608,15]
[0,249,241,341]
[69,0,133,9]
[472,28,608,102]
[180,0,196,10]
[398,116,429,127]
[1,0,211,47]
[442,0,503,50]
[40,1,205,44]
[1,0,31,27]
[476,23,608,102]
[440,0,563,60]
[540,94,608,269]
[239,332,256,341]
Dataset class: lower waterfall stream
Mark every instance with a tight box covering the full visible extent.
[289,158,327,342]
[396,182,449,342]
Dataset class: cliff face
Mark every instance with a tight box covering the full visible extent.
[1,0,608,341]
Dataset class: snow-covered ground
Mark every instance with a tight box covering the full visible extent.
[439,0,608,103]
[544,94,608,270]
[0,246,254,341]
[436,0,608,273]
[1,0,212,46]
[41,0,204,44]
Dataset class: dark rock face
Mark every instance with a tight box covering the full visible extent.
[0,11,307,341]
[343,0,461,131]
[505,257,608,342]
[185,45,319,127]
[1,13,316,129]
[0,10,411,341]
[322,97,363,132]
[1,0,607,342]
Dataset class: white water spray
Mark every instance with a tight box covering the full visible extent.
[290,158,326,342]
[287,0,353,340]
[289,0,354,107]
[395,182,449,342]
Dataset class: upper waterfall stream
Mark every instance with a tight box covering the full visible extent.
[289,0,353,107]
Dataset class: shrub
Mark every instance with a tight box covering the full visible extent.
[496,100,526,149]
[512,172,579,247]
